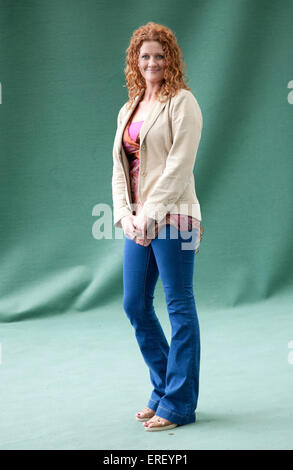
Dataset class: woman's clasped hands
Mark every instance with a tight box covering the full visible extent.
[121,212,156,244]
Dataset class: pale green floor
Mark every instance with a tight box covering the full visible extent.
[0,289,292,450]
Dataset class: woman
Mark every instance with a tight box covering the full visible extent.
[112,22,204,432]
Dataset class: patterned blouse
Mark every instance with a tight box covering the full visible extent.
[122,118,204,253]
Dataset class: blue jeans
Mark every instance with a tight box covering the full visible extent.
[123,224,201,426]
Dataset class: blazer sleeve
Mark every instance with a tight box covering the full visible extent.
[141,91,203,223]
[112,105,132,229]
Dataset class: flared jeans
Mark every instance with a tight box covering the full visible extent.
[122,224,201,426]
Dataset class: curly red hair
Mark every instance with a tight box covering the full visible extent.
[123,22,192,110]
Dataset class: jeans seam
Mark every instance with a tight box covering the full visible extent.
[143,249,151,311]
[157,404,193,418]
[143,246,169,404]
[148,399,159,406]
[178,228,197,415]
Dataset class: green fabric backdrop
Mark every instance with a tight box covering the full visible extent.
[0,0,293,451]
[0,0,293,321]
[1,0,292,321]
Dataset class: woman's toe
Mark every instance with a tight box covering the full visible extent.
[144,418,153,427]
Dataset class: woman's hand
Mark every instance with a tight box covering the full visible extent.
[133,212,156,240]
[121,214,137,240]
[132,212,148,238]
[121,212,156,241]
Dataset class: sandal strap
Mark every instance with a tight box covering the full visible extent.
[138,407,155,417]
[148,415,172,426]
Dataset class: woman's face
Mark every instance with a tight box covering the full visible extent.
[138,40,166,86]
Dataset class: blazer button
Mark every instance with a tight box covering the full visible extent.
[141,144,146,150]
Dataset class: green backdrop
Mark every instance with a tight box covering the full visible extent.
[0,0,292,450]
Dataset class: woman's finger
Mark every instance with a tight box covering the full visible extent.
[134,228,144,237]
[127,232,136,240]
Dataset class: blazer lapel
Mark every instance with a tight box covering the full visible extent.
[139,94,168,145]
[116,90,143,156]
[116,88,168,156]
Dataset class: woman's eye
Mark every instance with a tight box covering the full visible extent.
[142,55,164,59]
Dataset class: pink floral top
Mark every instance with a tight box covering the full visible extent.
[122,118,204,253]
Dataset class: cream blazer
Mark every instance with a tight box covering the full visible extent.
[112,87,203,229]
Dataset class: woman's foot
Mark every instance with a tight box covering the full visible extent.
[143,414,178,431]
[136,407,156,421]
